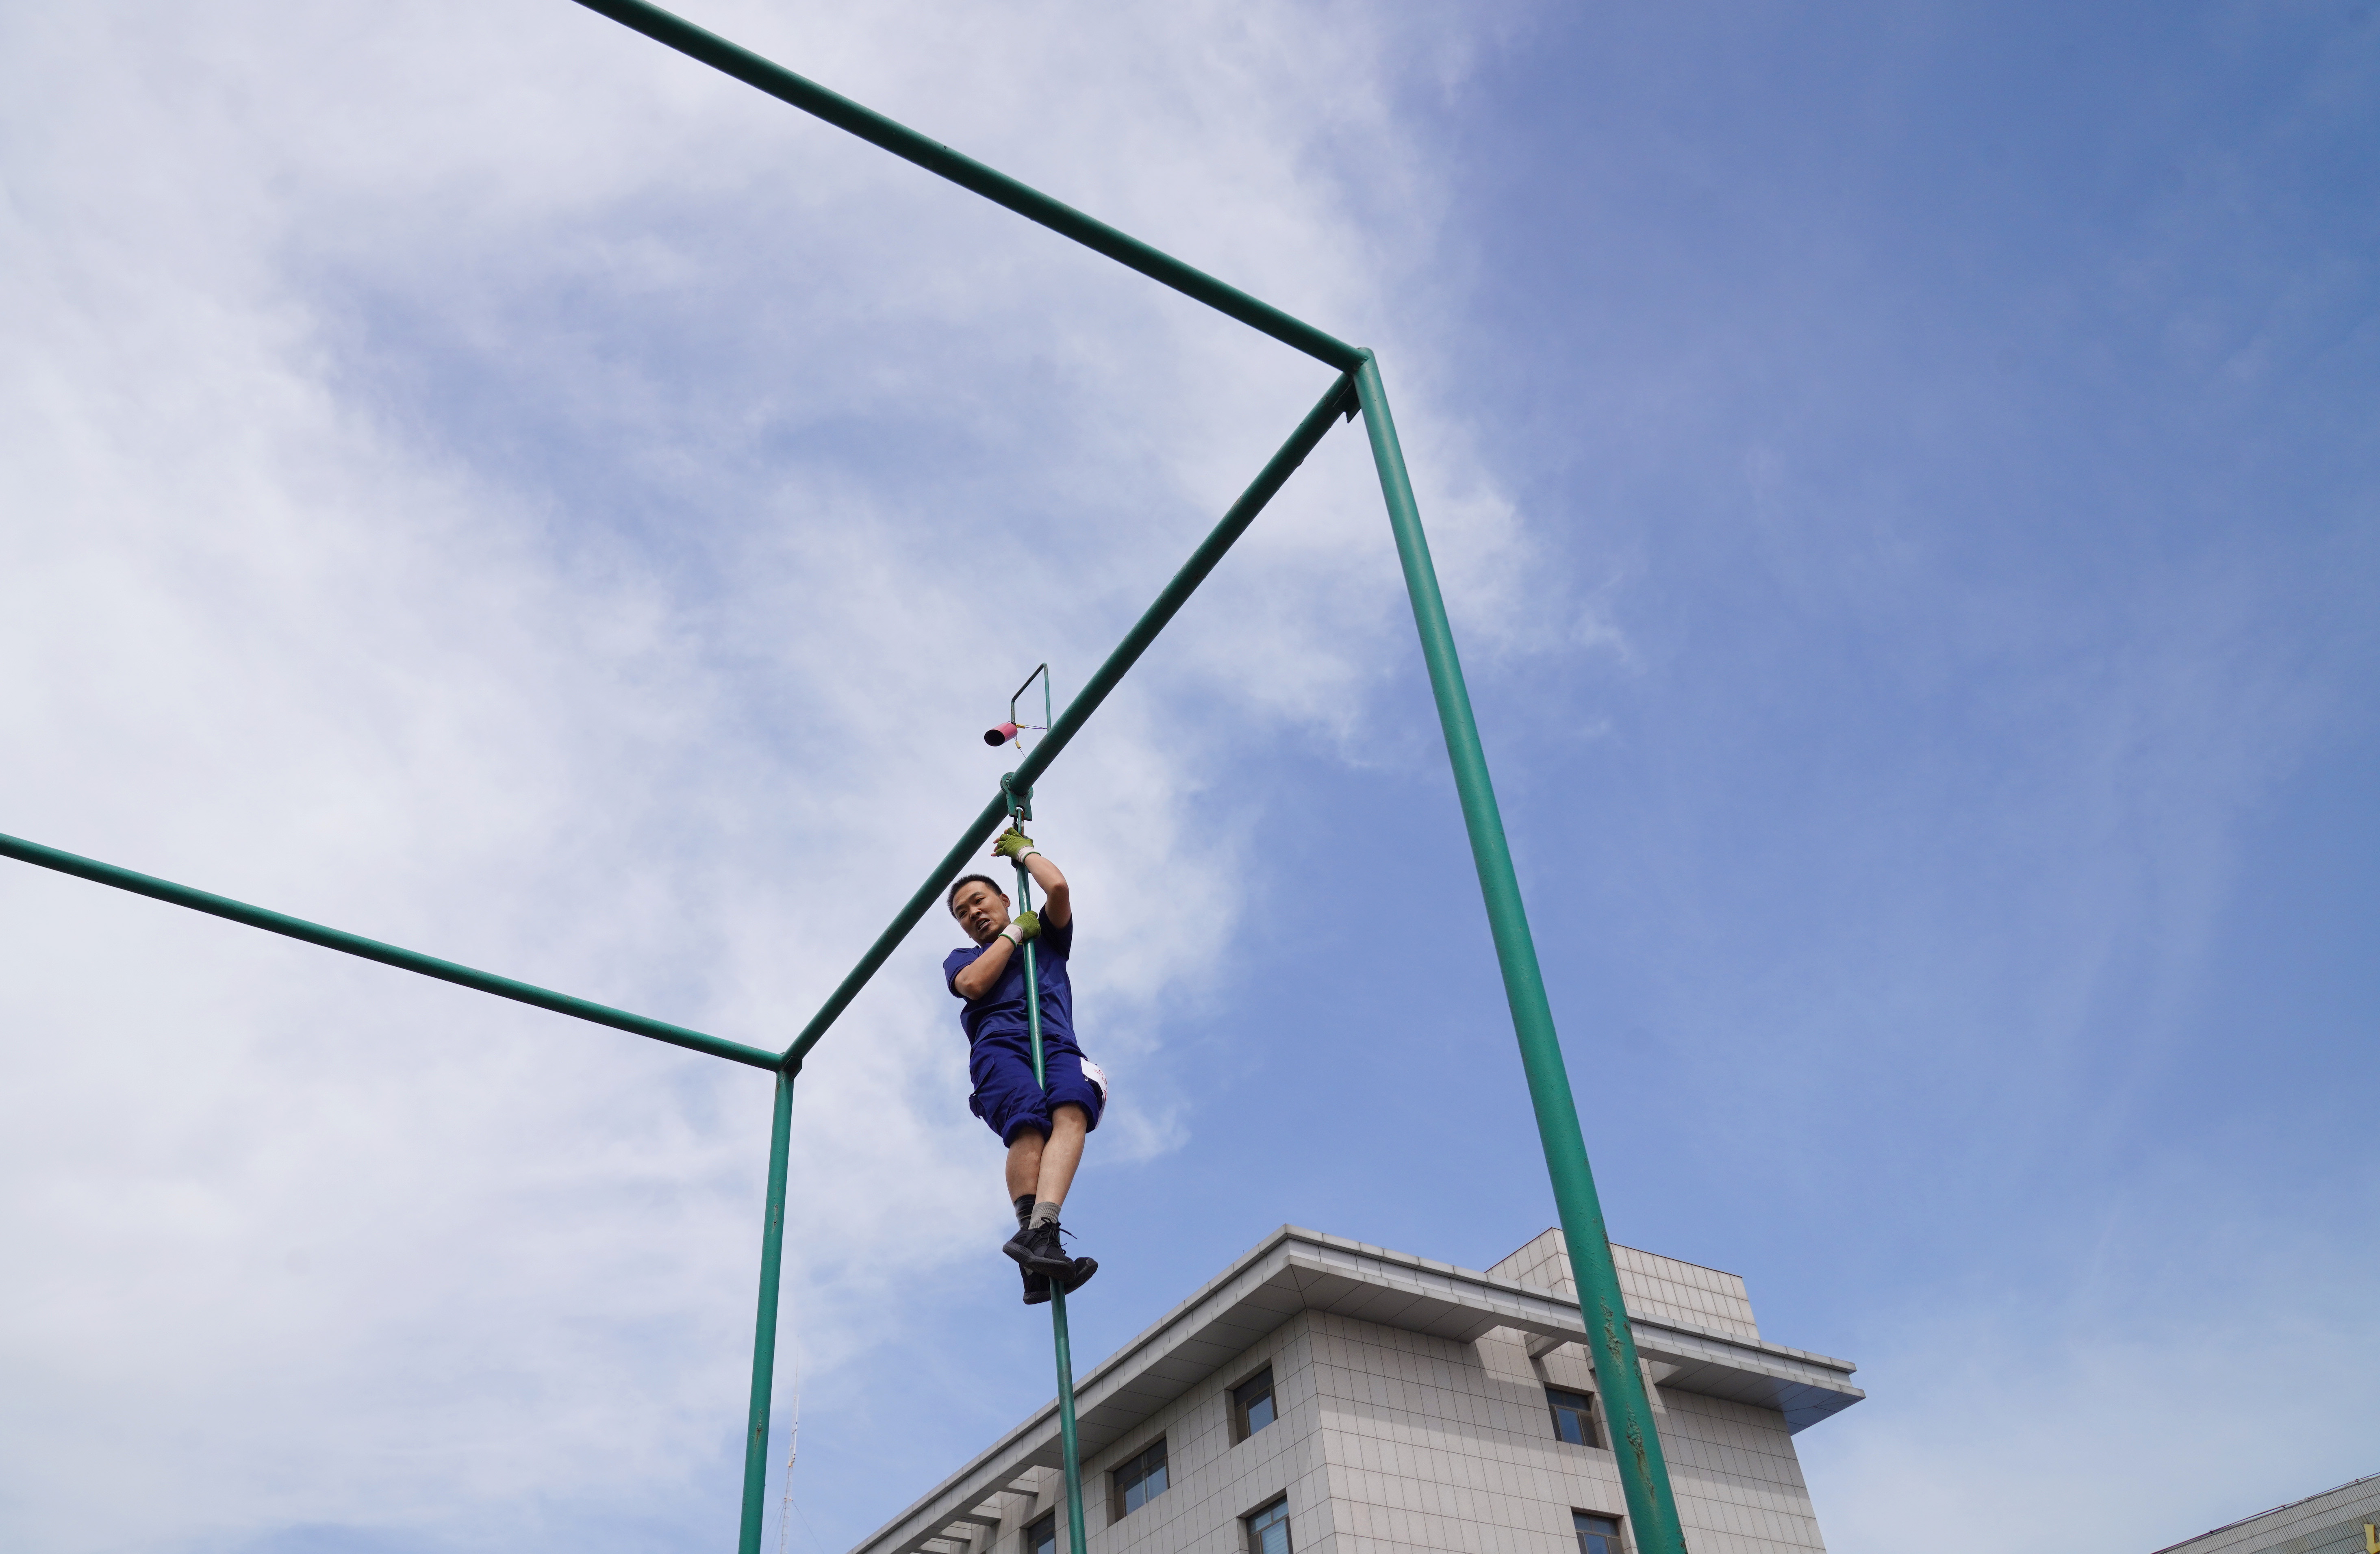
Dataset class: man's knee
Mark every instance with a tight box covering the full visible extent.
[1052,1103,1090,1130]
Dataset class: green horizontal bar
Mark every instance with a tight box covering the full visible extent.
[780,370,1357,1068]
[567,0,1364,373]
[0,830,782,1072]
[1006,372,1357,794]
[780,788,1006,1072]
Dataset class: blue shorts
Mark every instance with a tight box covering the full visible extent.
[969,1039,1106,1146]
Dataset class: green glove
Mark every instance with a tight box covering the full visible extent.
[1011,910,1040,942]
[992,828,1038,863]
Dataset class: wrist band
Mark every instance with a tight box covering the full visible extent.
[1000,923,1024,947]
[1010,849,1040,868]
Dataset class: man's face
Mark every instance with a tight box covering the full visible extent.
[950,881,1011,946]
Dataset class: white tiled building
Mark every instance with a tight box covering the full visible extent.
[847,1226,1862,1554]
[2149,1473,2380,1554]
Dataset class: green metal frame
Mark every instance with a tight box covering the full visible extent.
[0,3,1691,1552]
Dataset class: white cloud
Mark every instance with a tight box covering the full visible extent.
[0,2,1513,1551]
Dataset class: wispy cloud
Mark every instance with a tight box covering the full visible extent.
[0,2,1513,1551]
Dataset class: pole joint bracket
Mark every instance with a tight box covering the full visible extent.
[999,773,1034,824]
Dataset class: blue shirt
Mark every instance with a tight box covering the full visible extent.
[945,914,1078,1051]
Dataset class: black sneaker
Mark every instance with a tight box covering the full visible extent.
[1056,1255,1097,1295]
[1004,1220,1081,1278]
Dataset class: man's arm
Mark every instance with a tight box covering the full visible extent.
[952,937,1014,1001]
[1018,852,1070,928]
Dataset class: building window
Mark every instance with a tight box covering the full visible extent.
[1573,1511,1621,1554]
[1246,1498,1292,1554]
[1112,1438,1168,1519]
[1023,1512,1055,1554]
[1231,1367,1277,1442]
[1547,1387,1602,1448]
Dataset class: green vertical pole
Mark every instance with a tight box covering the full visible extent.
[1010,818,1089,1554]
[1351,351,1689,1554]
[737,1065,797,1554]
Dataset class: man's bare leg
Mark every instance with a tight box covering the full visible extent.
[1002,1105,1087,1210]
[1006,1129,1044,1203]
[1035,1105,1088,1209]
[1003,1131,1051,1304]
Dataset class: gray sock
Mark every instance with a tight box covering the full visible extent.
[1030,1199,1063,1229]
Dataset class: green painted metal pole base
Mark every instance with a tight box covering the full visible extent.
[1045,1283,1089,1554]
[1352,352,1689,1554]
[737,1066,797,1554]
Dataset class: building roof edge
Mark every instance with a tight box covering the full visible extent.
[2144,1469,2380,1554]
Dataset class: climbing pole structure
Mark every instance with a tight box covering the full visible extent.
[1000,771,1092,1554]
[0,2,1693,1552]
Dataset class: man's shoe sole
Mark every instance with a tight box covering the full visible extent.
[1023,1259,1092,1303]
[1005,1227,1079,1278]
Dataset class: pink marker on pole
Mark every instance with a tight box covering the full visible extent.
[986,665,1049,749]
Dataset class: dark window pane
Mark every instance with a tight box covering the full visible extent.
[1573,1511,1619,1554]
[1233,1368,1277,1441]
[1547,1388,1598,1448]
[1026,1513,1055,1554]
[1248,1500,1292,1554]
[1114,1439,1169,1517]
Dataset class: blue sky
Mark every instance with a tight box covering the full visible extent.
[1,4,2373,1554]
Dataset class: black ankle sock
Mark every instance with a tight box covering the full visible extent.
[1013,1194,1036,1230]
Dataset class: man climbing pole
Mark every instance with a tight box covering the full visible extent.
[945,826,1104,1304]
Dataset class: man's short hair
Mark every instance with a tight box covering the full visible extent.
[947,873,1007,910]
